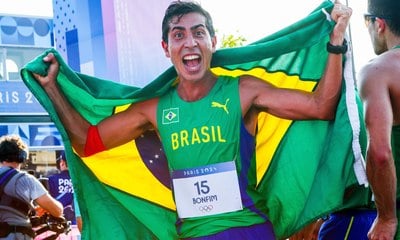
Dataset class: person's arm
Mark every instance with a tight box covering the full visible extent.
[73,193,82,232]
[33,54,156,156]
[33,54,89,156]
[34,193,64,218]
[359,61,398,240]
[241,1,351,122]
[76,216,83,232]
[287,219,323,240]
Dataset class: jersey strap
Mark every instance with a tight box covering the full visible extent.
[0,168,32,216]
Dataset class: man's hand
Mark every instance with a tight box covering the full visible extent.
[368,217,397,240]
[34,206,47,217]
[329,1,352,45]
[33,53,60,88]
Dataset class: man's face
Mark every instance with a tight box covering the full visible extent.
[162,12,217,82]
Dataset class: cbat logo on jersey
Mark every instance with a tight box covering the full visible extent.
[162,108,179,125]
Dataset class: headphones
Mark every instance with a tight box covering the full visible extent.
[16,149,28,163]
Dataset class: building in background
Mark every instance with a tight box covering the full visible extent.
[0,0,176,175]
[0,14,62,176]
[53,0,172,87]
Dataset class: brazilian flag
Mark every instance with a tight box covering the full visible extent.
[21,1,370,239]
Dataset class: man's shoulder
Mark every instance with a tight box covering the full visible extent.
[360,54,400,83]
[60,170,71,178]
[14,170,43,187]
[48,172,62,181]
[0,166,11,175]
[370,51,400,70]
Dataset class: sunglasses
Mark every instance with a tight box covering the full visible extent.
[363,14,377,27]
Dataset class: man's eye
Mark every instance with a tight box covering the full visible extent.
[174,32,183,39]
[195,31,204,37]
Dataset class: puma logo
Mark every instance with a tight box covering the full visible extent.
[211,99,230,114]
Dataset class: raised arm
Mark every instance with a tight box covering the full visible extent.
[33,54,90,155]
[33,53,155,156]
[307,0,352,117]
[241,1,351,123]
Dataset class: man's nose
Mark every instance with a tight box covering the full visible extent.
[184,35,198,48]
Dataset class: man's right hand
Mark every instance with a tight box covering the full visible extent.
[368,217,397,240]
[30,51,90,156]
[33,53,60,88]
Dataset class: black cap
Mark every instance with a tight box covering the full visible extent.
[57,150,65,162]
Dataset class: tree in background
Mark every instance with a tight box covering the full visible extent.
[219,30,247,48]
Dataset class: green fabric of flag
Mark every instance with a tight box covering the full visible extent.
[21,1,370,239]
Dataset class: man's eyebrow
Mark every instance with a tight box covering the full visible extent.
[171,26,185,32]
[191,24,205,31]
[171,24,205,32]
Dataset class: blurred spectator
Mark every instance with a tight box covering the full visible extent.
[0,134,63,239]
[47,150,75,224]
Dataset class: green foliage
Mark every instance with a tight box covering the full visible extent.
[219,31,247,48]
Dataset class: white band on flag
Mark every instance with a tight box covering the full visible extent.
[343,36,368,187]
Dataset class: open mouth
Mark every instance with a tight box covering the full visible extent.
[183,54,201,70]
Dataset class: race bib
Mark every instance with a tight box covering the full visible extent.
[171,161,243,218]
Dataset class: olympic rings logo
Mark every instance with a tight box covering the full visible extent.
[199,205,214,212]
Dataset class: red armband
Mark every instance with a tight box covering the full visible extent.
[84,125,106,157]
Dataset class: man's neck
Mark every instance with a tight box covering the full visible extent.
[177,73,218,102]
[1,162,20,169]
[387,36,400,50]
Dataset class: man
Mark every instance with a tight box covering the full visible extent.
[359,0,400,239]
[33,1,352,239]
[0,134,63,239]
[47,151,75,224]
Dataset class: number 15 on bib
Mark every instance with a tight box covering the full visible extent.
[171,161,243,218]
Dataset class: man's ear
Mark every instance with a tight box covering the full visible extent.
[211,36,217,53]
[161,40,170,58]
[376,17,386,34]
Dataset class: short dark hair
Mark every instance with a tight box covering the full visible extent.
[161,1,215,43]
[0,135,28,163]
[368,0,400,35]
